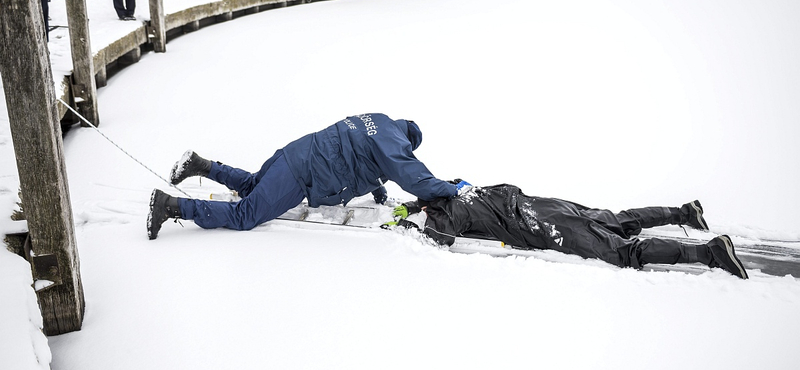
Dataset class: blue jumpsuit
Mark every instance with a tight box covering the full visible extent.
[178,113,457,230]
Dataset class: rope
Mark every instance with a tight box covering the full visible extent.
[57,99,193,198]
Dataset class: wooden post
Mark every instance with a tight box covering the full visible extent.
[0,0,85,335]
[96,64,108,88]
[183,20,200,34]
[120,46,142,65]
[217,11,233,22]
[64,0,100,127]
[148,0,166,52]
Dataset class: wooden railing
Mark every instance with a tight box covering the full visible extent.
[58,0,326,122]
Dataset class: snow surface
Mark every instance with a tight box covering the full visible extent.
[0,251,51,370]
[3,0,800,369]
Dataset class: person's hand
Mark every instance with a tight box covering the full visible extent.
[392,205,409,219]
[455,180,472,196]
[381,219,418,230]
[380,221,399,229]
[372,186,388,204]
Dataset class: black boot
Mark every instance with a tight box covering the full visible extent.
[678,200,709,231]
[706,235,748,279]
[147,189,182,240]
[170,150,213,185]
[634,238,712,267]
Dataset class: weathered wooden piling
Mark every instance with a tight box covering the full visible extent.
[149,0,167,52]
[0,0,85,335]
[65,0,100,127]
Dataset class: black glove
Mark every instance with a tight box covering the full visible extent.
[372,186,388,205]
[381,219,420,230]
[403,200,424,215]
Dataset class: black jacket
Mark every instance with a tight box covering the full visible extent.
[406,184,687,269]
[408,184,567,249]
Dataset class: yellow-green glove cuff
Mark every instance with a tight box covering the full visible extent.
[392,205,409,219]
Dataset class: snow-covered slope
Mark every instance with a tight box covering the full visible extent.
[3,0,800,369]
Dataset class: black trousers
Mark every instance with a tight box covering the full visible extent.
[41,0,49,41]
[113,0,135,18]
[525,198,712,269]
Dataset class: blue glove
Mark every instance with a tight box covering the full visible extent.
[372,186,388,205]
[455,180,472,196]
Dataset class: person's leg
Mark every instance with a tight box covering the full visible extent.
[170,150,284,198]
[613,200,709,237]
[529,198,744,278]
[633,237,711,266]
[563,220,747,278]
[614,206,678,237]
[554,209,698,267]
[206,150,284,197]
[632,235,747,279]
[125,0,135,16]
[556,219,634,267]
[113,0,126,18]
[179,153,304,230]
[574,202,679,239]
[41,0,49,41]
[206,162,260,197]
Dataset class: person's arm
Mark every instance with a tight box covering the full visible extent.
[386,198,464,247]
[372,135,457,201]
[381,216,422,231]
[419,202,467,247]
[371,186,387,204]
[402,200,423,215]
[422,214,457,246]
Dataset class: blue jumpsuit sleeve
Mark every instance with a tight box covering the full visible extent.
[371,134,457,201]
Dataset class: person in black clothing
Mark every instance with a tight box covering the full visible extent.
[114,0,136,21]
[41,0,49,41]
[389,183,748,279]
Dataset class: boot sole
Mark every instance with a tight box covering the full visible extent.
[169,150,195,185]
[690,201,709,231]
[147,189,158,240]
[719,235,748,279]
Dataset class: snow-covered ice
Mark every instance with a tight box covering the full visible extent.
[3,0,800,369]
[0,250,51,370]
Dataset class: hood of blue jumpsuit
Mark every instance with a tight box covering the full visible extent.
[397,119,422,150]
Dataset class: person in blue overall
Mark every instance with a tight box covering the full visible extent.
[147,113,471,240]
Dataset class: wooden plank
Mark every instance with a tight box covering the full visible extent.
[92,28,148,71]
[164,0,292,31]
